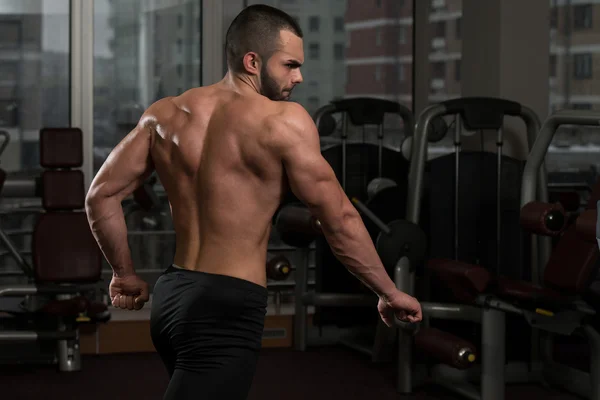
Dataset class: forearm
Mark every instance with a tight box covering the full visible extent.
[85,195,134,277]
[319,203,397,300]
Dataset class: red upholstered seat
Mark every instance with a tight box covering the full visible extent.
[427,258,492,303]
[33,212,102,283]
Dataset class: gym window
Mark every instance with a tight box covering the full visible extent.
[550,55,557,77]
[573,53,593,80]
[334,17,344,32]
[0,61,19,85]
[376,28,382,46]
[334,43,344,61]
[375,65,382,82]
[434,21,446,38]
[0,21,21,49]
[309,43,320,60]
[550,7,558,29]
[431,61,446,79]
[455,60,461,82]
[309,16,320,32]
[573,4,592,30]
[398,64,405,82]
[572,103,592,110]
[399,26,407,44]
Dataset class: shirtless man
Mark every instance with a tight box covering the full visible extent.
[85,4,421,399]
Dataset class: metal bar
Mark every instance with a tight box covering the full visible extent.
[378,121,384,177]
[301,292,376,307]
[406,104,447,224]
[496,128,502,275]
[351,198,390,234]
[481,308,505,400]
[454,115,461,260]
[521,110,600,208]
[1,178,37,198]
[0,285,37,296]
[475,295,524,316]
[422,302,482,322]
[0,283,98,297]
[547,182,592,190]
[0,131,10,158]
[0,330,77,341]
[395,256,413,393]
[0,250,32,257]
[0,270,28,277]
[584,325,600,400]
[0,225,32,275]
[2,229,33,236]
[294,248,309,351]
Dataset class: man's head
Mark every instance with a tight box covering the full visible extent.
[225,4,304,101]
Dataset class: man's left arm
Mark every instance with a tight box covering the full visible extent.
[85,121,155,278]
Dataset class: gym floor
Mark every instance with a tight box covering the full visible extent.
[0,346,582,400]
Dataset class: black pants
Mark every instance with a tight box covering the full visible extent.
[150,265,268,400]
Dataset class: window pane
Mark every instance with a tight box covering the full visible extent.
[309,16,319,32]
[548,3,600,182]
[0,1,70,172]
[93,0,202,172]
[428,0,462,105]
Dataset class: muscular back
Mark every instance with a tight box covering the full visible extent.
[148,86,291,286]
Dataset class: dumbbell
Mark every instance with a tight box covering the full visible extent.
[266,254,292,281]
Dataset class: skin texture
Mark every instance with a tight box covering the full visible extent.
[85,30,422,325]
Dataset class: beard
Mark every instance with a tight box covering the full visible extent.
[260,64,291,101]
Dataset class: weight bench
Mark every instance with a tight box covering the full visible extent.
[0,127,109,372]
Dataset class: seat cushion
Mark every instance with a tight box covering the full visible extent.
[33,212,102,283]
[42,170,85,211]
[427,258,492,303]
[40,127,83,168]
[494,276,573,310]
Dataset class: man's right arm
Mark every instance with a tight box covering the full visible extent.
[274,104,398,302]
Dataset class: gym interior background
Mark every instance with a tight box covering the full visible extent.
[1,0,600,399]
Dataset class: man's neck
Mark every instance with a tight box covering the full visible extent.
[222,71,260,96]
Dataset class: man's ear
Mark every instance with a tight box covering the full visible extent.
[242,52,260,75]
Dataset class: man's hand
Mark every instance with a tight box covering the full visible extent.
[377,290,422,328]
[109,273,150,310]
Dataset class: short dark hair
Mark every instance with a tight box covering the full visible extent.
[225,4,303,73]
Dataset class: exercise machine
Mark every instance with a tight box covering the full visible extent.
[396,105,600,399]
[0,127,109,372]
